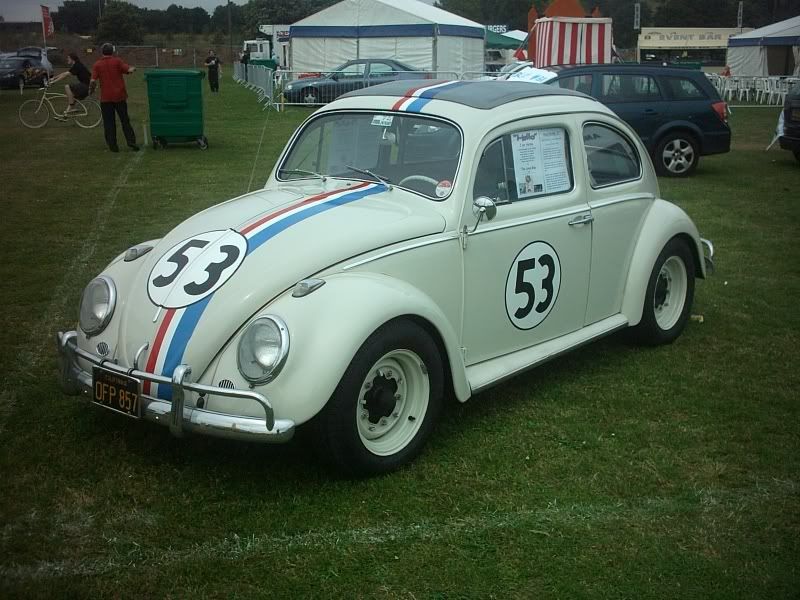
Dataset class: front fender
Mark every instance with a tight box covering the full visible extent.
[620,199,705,326]
[207,272,469,425]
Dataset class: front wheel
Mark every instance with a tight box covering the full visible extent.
[19,99,49,128]
[629,238,696,346]
[74,98,101,128]
[654,132,699,177]
[314,320,444,476]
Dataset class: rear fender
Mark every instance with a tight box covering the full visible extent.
[621,199,705,326]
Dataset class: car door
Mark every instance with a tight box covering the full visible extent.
[580,120,653,324]
[460,117,592,365]
[598,72,669,150]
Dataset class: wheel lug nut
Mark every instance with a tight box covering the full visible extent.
[368,425,375,431]
[386,369,393,377]
[361,411,368,419]
[380,418,387,425]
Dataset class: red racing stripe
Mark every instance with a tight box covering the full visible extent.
[239,182,369,235]
[142,307,176,394]
[390,81,448,111]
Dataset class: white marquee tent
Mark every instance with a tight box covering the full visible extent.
[289,0,485,74]
[727,15,800,76]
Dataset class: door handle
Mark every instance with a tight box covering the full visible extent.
[568,214,594,226]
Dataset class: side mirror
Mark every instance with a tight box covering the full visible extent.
[329,72,339,81]
[470,196,497,233]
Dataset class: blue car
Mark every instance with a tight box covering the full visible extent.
[548,64,731,177]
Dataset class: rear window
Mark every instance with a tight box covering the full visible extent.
[600,74,662,102]
[663,77,707,100]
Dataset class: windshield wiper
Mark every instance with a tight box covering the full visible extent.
[279,168,327,181]
[344,165,393,189]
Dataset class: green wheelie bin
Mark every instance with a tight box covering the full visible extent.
[144,69,208,150]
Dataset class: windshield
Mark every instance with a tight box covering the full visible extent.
[0,58,24,68]
[278,112,461,200]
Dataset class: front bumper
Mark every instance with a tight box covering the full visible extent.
[57,330,295,443]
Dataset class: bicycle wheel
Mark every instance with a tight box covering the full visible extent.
[19,99,50,128]
[74,98,101,129]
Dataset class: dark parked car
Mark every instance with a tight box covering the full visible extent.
[779,85,800,164]
[547,64,730,177]
[0,56,50,90]
[282,59,428,104]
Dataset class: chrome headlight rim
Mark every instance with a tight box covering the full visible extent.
[79,275,117,338]
[236,315,290,385]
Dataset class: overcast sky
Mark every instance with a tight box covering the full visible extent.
[2,0,436,23]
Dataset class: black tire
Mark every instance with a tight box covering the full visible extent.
[629,237,696,346]
[654,132,699,177]
[313,319,444,476]
[197,136,208,150]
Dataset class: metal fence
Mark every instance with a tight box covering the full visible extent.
[234,64,479,108]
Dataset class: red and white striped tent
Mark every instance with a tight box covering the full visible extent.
[532,17,613,68]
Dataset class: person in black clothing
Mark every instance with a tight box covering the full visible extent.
[205,49,222,93]
[49,52,91,115]
[241,48,250,82]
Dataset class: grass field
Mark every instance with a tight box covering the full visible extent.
[0,74,798,598]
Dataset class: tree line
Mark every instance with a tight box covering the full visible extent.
[52,0,798,48]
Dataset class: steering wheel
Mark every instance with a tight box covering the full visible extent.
[398,175,439,192]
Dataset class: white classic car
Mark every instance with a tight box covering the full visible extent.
[58,80,714,475]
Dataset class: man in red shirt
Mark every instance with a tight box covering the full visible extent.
[90,43,139,152]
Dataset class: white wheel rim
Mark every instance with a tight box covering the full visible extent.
[653,256,688,330]
[356,349,429,457]
[662,139,695,174]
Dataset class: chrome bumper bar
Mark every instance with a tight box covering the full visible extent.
[56,331,294,443]
[700,237,715,275]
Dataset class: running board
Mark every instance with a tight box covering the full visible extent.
[467,314,629,394]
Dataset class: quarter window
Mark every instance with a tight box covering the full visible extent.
[664,77,706,100]
[555,74,593,95]
[473,127,572,203]
[583,124,640,188]
[600,74,661,102]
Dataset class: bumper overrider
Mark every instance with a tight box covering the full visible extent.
[56,331,295,443]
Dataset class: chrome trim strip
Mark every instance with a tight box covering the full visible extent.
[342,234,458,270]
[470,206,587,236]
[588,193,655,209]
[57,330,288,441]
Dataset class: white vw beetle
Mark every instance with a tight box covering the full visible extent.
[58,81,714,475]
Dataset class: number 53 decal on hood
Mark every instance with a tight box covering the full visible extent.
[147,230,248,309]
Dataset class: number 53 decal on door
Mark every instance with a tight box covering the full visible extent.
[505,241,561,330]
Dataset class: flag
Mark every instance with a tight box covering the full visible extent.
[41,5,54,38]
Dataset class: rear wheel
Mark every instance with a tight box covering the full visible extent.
[629,238,695,346]
[314,320,444,476]
[655,132,699,177]
[74,98,101,128]
[301,87,318,104]
[19,99,49,128]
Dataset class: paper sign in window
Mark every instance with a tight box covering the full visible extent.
[510,128,571,199]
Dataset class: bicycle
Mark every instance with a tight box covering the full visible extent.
[18,84,102,129]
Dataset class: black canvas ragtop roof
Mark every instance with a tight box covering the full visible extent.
[341,80,591,110]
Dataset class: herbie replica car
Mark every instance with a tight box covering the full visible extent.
[58,80,714,476]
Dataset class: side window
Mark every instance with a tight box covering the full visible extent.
[600,74,661,102]
[369,62,394,76]
[555,74,593,95]
[473,127,572,204]
[583,124,641,188]
[664,77,707,100]
[337,63,366,78]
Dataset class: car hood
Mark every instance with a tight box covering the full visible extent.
[113,181,446,391]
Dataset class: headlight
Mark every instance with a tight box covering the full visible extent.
[237,316,289,384]
[284,83,294,90]
[79,276,116,337]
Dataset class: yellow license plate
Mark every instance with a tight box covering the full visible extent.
[92,367,141,418]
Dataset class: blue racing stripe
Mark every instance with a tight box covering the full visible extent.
[404,81,470,113]
[246,184,386,254]
[157,183,387,399]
